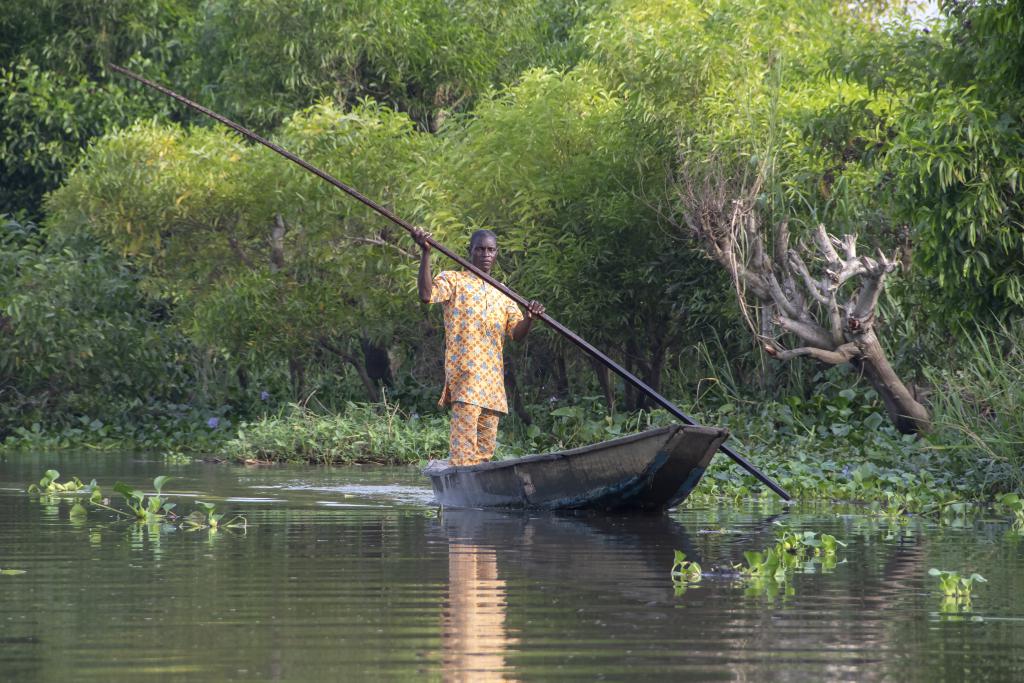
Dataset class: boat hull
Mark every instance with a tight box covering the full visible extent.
[424,424,728,511]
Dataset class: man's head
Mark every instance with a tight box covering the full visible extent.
[469,229,498,274]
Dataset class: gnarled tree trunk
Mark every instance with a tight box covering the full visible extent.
[676,163,930,435]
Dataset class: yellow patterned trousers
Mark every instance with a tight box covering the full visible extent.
[449,401,500,466]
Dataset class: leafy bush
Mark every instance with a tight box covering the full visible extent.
[0,215,199,441]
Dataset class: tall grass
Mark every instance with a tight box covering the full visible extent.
[924,322,1024,492]
[223,400,449,465]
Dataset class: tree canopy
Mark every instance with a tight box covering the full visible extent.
[3,0,1022,445]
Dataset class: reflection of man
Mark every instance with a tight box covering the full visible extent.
[412,228,544,466]
[443,542,516,681]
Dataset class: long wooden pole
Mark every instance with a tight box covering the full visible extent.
[108,64,791,501]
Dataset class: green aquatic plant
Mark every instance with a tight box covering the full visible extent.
[930,568,987,615]
[929,568,987,600]
[26,470,246,530]
[114,475,176,522]
[737,526,847,584]
[26,469,87,494]
[740,548,789,582]
[773,526,847,560]
[670,550,702,597]
[183,501,246,530]
[671,550,702,582]
[996,493,1024,531]
[224,401,449,465]
[26,469,99,519]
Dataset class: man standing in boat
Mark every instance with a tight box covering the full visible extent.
[412,228,544,466]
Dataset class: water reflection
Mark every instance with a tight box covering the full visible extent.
[5,455,1024,681]
[442,541,517,681]
[438,510,698,617]
[432,510,707,679]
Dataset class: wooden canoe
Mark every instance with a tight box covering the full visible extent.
[423,424,729,511]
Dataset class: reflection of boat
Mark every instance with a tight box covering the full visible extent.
[435,510,695,680]
[439,508,697,558]
[423,425,728,511]
[436,509,698,606]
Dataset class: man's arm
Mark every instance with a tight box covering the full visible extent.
[412,228,432,303]
[511,300,545,341]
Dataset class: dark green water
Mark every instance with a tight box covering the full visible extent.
[3,452,1024,681]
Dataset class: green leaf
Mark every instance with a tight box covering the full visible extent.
[113,481,144,503]
[863,412,884,430]
[152,475,171,494]
[744,550,764,569]
[184,511,207,527]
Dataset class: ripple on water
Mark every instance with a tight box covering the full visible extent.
[255,481,438,506]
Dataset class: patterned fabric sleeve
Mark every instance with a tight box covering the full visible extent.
[504,297,524,337]
[429,271,456,304]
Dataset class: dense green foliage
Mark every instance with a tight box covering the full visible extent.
[833,0,1024,317]
[47,101,435,403]
[2,0,1022,499]
[0,216,194,439]
[188,0,584,130]
[0,0,202,216]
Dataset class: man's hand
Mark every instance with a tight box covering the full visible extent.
[512,300,545,341]
[525,300,545,320]
[411,227,431,252]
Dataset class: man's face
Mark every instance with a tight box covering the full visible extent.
[470,234,498,273]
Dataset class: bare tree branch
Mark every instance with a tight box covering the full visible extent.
[774,314,835,349]
[766,341,860,364]
[673,156,931,434]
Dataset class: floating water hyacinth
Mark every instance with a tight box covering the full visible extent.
[207,417,220,429]
[260,391,270,401]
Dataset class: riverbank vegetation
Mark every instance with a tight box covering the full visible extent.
[2,0,1022,503]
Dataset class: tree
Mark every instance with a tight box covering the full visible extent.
[832,0,1024,317]
[46,100,436,401]
[677,162,930,433]
[0,215,191,434]
[0,0,203,217]
[419,66,730,411]
[582,0,931,429]
[188,0,584,131]
[0,61,139,216]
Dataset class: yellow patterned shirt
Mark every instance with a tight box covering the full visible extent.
[429,270,523,413]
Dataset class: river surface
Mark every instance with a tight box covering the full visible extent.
[2,451,1024,681]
